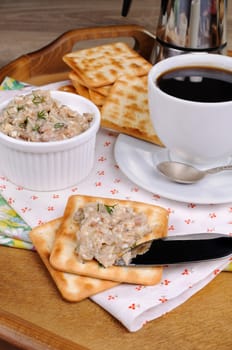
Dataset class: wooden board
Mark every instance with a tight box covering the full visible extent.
[0,25,232,350]
[0,246,231,350]
[0,25,156,85]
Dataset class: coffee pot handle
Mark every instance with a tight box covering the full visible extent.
[121,0,132,16]
[121,0,169,17]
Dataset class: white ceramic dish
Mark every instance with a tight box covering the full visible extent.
[0,90,100,191]
[114,134,232,204]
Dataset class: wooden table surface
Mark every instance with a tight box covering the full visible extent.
[0,1,232,350]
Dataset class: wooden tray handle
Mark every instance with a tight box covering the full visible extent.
[0,25,156,84]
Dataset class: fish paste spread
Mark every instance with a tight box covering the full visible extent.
[74,202,152,267]
[0,90,93,142]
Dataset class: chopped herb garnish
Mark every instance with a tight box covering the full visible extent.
[37,110,47,119]
[32,95,45,105]
[32,124,40,132]
[54,122,65,129]
[104,204,116,214]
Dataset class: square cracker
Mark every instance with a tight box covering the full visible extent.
[71,80,90,99]
[101,74,163,146]
[69,70,109,105]
[69,70,112,96]
[63,42,152,88]
[49,195,168,285]
[30,218,118,302]
[88,89,106,106]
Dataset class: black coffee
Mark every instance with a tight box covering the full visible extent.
[157,66,232,103]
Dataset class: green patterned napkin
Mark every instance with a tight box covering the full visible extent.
[0,76,28,90]
[0,194,33,250]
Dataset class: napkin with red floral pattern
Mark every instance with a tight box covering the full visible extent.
[0,78,231,332]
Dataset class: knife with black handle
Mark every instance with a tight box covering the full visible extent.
[114,233,232,266]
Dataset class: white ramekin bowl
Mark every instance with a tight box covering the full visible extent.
[0,90,101,191]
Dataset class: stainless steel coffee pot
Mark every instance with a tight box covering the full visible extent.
[121,0,227,62]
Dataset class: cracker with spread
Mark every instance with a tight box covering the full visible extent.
[49,195,168,285]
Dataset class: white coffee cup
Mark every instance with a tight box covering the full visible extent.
[148,53,232,167]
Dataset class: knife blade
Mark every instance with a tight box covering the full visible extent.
[114,233,232,266]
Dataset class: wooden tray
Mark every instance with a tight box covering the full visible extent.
[0,26,231,350]
[0,24,156,85]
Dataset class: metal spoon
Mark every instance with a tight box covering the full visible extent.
[156,161,232,184]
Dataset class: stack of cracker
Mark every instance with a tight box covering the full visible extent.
[62,42,163,146]
[30,195,168,302]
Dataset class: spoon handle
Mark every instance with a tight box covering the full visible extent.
[206,164,232,174]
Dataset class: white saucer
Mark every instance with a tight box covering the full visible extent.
[114,134,232,204]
